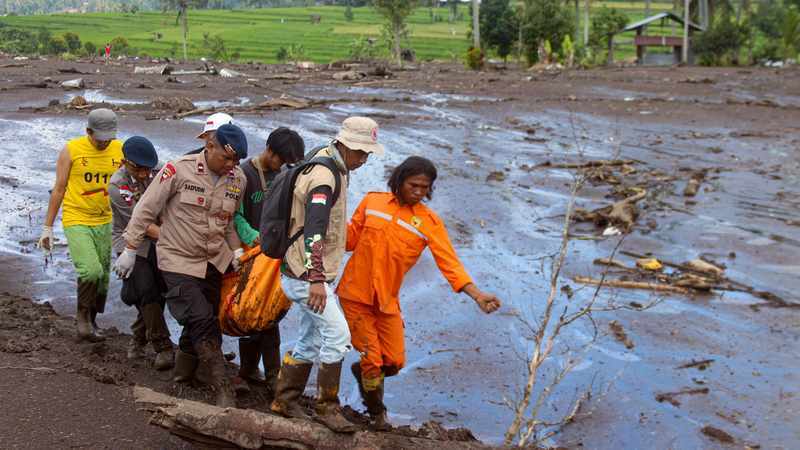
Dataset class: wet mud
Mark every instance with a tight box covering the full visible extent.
[1,57,799,448]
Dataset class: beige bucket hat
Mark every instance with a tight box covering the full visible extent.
[335,116,385,155]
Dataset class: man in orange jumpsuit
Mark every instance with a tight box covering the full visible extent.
[337,156,501,430]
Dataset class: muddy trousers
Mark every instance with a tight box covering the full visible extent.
[340,298,405,383]
[121,247,172,353]
[64,224,111,315]
[162,265,222,355]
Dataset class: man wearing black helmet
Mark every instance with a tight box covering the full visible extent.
[109,136,175,371]
[115,124,249,407]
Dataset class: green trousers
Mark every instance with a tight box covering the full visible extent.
[64,223,112,312]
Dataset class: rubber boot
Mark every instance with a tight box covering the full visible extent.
[142,303,174,371]
[76,281,104,342]
[351,363,391,431]
[261,326,282,395]
[270,352,313,420]
[238,336,265,384]
[90,291,106,337]
[315,361,358,433]
[196,339,236,408]
[127,309,147,359]
[173,349,198,383]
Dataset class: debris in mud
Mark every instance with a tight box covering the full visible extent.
[486,171,506,182]
[655,387,710,407]
[133,65,173,75]
[333,70,366,81]
[68,95,89,109]
[608,320,634,349]
[573,190,647,232]
[701,425,735,444]
[636,258,663,271]
[575,276,690,294]
[535,159,636,170]
[684,259,724,278]
[60,78,85,90]
[681,77,715,84]
[676,359,714,370]
[605,250,799,307]
[683,171,706,197]
[219,68,246,78]
[150,96,195,113]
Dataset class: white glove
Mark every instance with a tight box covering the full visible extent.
[113,248,137,279]
[38,225,54,251]
[232,248,245,272]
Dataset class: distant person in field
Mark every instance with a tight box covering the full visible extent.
[338,156,501,430]
[104,43,111,62]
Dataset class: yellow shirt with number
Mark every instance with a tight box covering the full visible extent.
[61,136,123,227]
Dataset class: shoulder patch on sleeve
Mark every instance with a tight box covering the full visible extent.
[160,163,177,183]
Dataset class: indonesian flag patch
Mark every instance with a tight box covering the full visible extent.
[160,163,177,183]
[311,193,327,206]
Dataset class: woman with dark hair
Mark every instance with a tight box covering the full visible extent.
[337,155,501,430]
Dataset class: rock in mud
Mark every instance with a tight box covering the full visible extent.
[150,96,195,113]
[701,425,735,444]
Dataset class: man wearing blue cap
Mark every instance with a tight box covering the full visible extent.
[115,124,248,407]
[109,136,174,371]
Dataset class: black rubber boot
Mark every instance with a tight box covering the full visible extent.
[261,326,282,394]
[238,336,265,384]
[76,281,104,342]
[142,303,174,371]
[173,349,198,383]
[351,363,391,431]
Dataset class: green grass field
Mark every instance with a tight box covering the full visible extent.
[0,3,678,63]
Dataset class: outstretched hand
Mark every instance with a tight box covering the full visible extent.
[474,291,501,314]
[463,283,501,314]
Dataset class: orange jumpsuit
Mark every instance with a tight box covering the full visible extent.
[337,192,473,383]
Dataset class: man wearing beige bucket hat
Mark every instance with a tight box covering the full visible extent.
[269,116,383,432]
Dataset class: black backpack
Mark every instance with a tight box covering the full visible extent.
[259,145,342,259]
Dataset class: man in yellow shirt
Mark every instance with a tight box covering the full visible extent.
[38,109,123,342]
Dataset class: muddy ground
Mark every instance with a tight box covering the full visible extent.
[0,56,799,449]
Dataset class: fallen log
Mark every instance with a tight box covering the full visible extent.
[573,276,691,294]
[675,359,714,370]
[174,106,216,119]
[133,386,491,450]
[655,387,709,407]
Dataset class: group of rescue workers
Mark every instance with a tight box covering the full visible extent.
[37,108,502,432]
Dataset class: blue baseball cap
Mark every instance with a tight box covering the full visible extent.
[215,124,248,159]
[122,136,158,168]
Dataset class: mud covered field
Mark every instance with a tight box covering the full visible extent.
[0,57,799,449]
